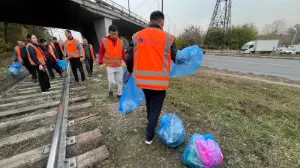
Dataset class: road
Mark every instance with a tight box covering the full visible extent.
[202,55,300,81]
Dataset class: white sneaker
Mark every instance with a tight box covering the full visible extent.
[145,135,156,145]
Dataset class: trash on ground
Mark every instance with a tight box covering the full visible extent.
[182,133,223,168]
[119,76,145,115]
[8,62,23,77]
[57,60,68,69]
[170,45,203,78]
[158,113,186,148]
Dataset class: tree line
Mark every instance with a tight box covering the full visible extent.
[0,22,51,53]
[176,18,300,50]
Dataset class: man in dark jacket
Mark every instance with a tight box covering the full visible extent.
[51,37,64,60]
[39,39,62,79]
[13,40,37,81]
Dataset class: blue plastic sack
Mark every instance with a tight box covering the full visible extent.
[119,76,145,115]
[158,113,186,148]
[182,133,223,168]
[8,63,23,77]
[123,70,131,85]
[57,60,68,69]
[170,45,203,78]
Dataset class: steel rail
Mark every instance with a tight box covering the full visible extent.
[46,63,70,168]
[95,0,149,26]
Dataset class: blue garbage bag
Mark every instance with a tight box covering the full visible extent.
[8,62,23,77]
[57,60,68,69]
[123,70,131,85]
[119,76,145,115]
[170,45,203,78]
[158,113,186,148]
[182,133,204,168]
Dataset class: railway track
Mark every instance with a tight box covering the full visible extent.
[0,65,109,168]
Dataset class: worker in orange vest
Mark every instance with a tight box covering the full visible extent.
[82,38,95,77]
[12,40,36,81]
[26,34,51,92]
[126,11,177,144]
[50,37,64,60]
[39,39,62,79]
[98,25,126,98]
[63,30,85,83]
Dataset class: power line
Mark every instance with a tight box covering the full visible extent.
[133,0,151,11]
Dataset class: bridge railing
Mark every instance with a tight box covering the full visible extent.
[95,0,148,27]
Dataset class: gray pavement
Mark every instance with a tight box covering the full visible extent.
[202,55,300,81]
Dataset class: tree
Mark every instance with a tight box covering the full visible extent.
[287,24,300,44]
[177,25,202,49]
[228,24,258,49]
[261,18,287,39]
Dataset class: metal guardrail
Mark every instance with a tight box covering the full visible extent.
[95,0,148,27]
[47,63,70,168]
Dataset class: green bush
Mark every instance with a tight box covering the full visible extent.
[0,38,10,53]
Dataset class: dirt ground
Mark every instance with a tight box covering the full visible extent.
[83,66,300,168]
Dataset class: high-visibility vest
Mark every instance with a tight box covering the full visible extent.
[65,39,80,58]
[48,45,59,61]
[15,46,24,63]
[132,28,175,90]
[82,44,95,60]
[102,38,123,67]
[26,43,46,65]
[51,42,64,54]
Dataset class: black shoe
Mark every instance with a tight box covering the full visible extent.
[117,95,122,99]
[108,91,113,98]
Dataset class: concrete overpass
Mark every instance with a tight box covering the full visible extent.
[0,0,148,51]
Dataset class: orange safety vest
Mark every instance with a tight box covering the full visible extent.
[65,39,80,58]
[48,45,59,61]
[132,28,175,90]
[27,43,46,65]
[15,46,23,63]
[102,38,123,67]
[82,44,95,60]
[51,42,64,54]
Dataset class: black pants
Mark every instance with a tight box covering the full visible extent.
[31,65,38,80]
[22,59,32,74]
[69,58,85,82]
[46,62,62,79]
[37,67,51,92]
[84,58,93,76]
[143,89,166,141]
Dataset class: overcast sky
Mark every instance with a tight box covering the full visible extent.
[116,0,300,35]
[53,0,300,41]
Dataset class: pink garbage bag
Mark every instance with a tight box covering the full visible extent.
[195,134,223,167]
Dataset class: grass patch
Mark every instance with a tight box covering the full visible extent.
[85,67,300,168]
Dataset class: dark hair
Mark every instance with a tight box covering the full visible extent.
[65,30,71,34]
[108,25,118,32]
[26,33,33,40]
[52,37,57,40]
[39,39,46,43]
[150,11,164,21]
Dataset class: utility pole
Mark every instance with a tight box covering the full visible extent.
[292,30,298,45]
[128,0,130,15]
[161,0,163,12]
[174,24,176,36]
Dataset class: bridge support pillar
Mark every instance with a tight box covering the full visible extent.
[94,17,112,43]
